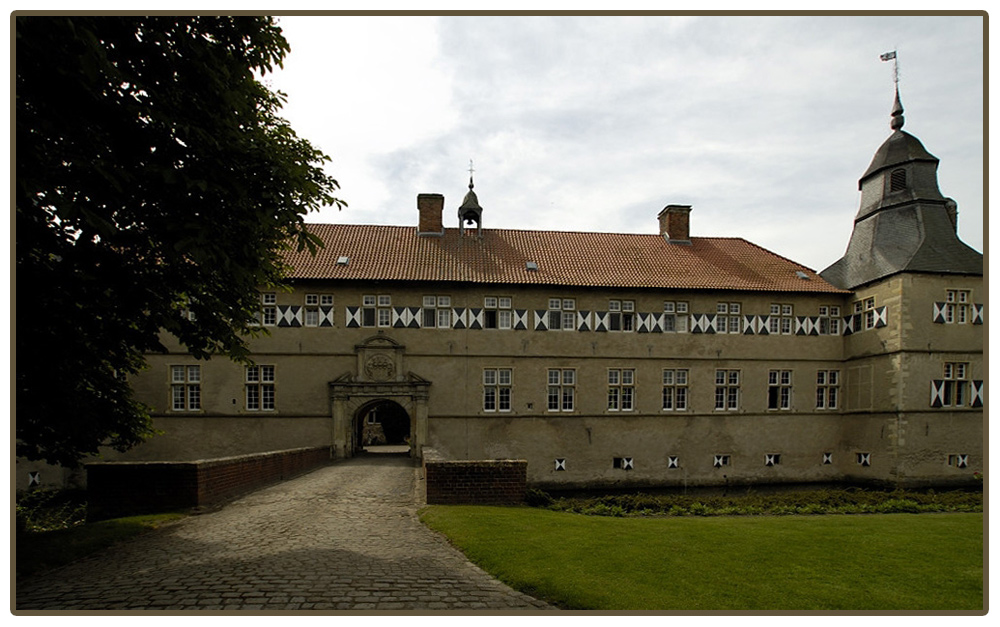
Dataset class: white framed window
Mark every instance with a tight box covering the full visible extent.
[717,302,742,332]
[260,305,277,327]
[375,295,392,327]
[422,295,452,328]
[305,294,319,306]
[945,290,971,324]
[816,370,840,410]
[547,298,576,330]
[662,369,688,411]
[817,306,840,335]
[361,295,377,327]
[609,300,635,332]
[607,368,635,411]
[770,303,793,334]
[170,365,201,411]
[320,294,334,306]
[484,296,512,329]
[767,370,792,410]
[246,365,275,411]
[942,362,969,407]
[259,292,277,327]
[483,368,512,412]
[862,297,877,330]
[547,369,575,411]
[663,301,689,333]
[714,369,740,411]
[304,307,319,327]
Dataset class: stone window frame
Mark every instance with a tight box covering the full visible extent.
[246,364,276,412]
[608,299,636,332]
[661,368,689,411]
[662,301,689,333]
[607,368,635,412]
[483,368,513,413]
[547,368,576,412]
[170,365,202,412]
[714,369,740,411]
[484,296,513,330]
[767,369,793,411]
[815,370,840,410]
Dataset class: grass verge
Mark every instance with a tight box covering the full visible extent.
[16,512,187,580]
[419,506,983,611]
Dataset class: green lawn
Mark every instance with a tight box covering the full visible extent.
[420,506,984,611]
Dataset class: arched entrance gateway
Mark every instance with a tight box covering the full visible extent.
[355,400,410,452]
[328,334,430,458]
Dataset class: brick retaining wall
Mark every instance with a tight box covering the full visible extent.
[423,452,527,505]
[87,446,331,519]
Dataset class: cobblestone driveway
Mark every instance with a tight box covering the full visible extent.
[16,454,552,611]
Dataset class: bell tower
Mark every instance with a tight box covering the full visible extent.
[458,161,483,237]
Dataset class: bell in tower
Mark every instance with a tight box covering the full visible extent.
[458,164,483,238]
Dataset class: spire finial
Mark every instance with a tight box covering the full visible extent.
[880,50,904,131]
[468,159,475,189]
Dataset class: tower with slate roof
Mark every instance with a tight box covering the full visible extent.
[820,86,983,485]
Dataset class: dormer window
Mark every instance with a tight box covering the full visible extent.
[889,168,907,192]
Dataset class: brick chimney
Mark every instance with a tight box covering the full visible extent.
[658,204,692,244]
[417,194,444,236]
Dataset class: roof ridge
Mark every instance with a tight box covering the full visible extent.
[304,222,753,240]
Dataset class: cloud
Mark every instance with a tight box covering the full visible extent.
[270,14,983,271]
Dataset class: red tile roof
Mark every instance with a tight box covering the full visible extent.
[282,224,848,293]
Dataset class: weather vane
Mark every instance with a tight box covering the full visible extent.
[468,159,475,188]
[880,50,899,87]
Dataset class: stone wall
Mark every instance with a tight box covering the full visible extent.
[86,446,330,519]
[423,450,527,505]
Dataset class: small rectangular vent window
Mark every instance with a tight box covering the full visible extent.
[948,454,968,469]
[336,256,350,266]
[613,457,633,470]
[526,261,538,271]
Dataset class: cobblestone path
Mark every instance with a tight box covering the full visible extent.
[16,454,553,611]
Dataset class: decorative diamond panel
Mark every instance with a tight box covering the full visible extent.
[512,309,528,330]
[971,380,984,407]
[319,306,335,327]
[932,302,947,323]
[346,306,362,328]
[972,303,984,325]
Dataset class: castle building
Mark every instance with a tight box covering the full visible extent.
[109,91,984,490]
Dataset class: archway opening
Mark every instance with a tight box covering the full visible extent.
[354,400,411,454]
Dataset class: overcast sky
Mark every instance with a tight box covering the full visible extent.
[264,14,984,273]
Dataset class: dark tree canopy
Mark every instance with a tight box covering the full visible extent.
[16,16,344,467]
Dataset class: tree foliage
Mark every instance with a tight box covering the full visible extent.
[16,16,344,467]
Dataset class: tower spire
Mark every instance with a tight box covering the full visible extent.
[458,159,483,237]
[881,50,904,131]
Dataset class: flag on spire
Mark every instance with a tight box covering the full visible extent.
[880,51,897,61]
